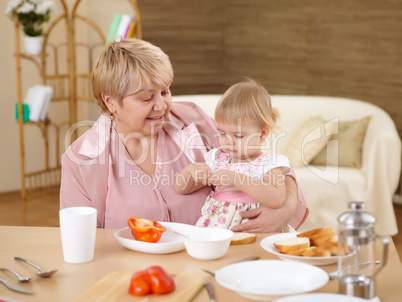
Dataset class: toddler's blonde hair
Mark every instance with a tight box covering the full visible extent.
[215,79,279,130]
[92,38,174,113]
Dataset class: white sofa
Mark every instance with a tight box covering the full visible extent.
[173,95,401,235]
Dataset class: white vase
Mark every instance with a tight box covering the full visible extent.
[23,36,44,55]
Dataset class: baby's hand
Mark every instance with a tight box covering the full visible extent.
[190,164,212,186]
[211,170,236,191]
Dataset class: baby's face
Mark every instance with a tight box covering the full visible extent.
[216,122,265,162]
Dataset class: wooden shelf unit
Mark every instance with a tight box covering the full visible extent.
[14,0,142,199]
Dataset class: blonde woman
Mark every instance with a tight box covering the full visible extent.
[176,80,301,231]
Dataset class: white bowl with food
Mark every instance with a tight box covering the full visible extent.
[181,227,234,260]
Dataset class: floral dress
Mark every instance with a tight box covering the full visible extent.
[195,148,293,230]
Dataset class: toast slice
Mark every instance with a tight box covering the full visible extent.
[316,241,350,256]
[273,237,310,253]
[309,231,336,246]
[230,232,257,245]
[313,250,331,257]
[283,247,308,256]
[313,236,337,247]
[302,246,317,257]
[297,227,333,238]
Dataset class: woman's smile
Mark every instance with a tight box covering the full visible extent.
[147,114,164,121]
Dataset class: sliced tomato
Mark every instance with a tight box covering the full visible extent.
[128,271,152,296]
[145,266,175,295]
[127,217,167,243]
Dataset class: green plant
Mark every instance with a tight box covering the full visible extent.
[5,0,55,37]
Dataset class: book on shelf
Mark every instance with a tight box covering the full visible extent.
[15,103,29,123]
[20,85,53,122]
[115,14,133,40]
[38,85,53,121]
[106,14,122,43]
[106,13,136,43]
[124,22,136,39]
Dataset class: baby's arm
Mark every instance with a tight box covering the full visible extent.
[174,163,212,195]
[212,167,286,208]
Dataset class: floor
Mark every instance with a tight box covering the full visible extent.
[0,190,401,261]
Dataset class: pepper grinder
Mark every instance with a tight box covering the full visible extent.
[337,201,389,300]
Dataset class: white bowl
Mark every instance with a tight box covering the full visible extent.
[182,227,234,260]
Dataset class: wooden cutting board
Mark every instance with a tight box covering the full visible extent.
[74,271,205,302]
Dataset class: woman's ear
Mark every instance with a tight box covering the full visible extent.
[102,94,115,113]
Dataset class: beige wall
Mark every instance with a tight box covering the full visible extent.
[1,0,401,193]
[0,0,137,193]
[0,0,88,193]
[1,3,25,192]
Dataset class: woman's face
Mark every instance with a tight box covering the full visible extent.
[105,83,172,138]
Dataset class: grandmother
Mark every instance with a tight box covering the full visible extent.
[60,39,308,231]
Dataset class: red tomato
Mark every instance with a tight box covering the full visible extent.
[145,266,175,294]
[128,217,167,243]
[128,271,152,296]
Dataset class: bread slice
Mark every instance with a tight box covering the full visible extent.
[313,236,336,247]
[308,230,335,241]
[283,247,308,256]
[316,241,337,255]
[297,227,333,238]
[273,237,310,253]
[302,246,317,257]
[309,231,336,246]
[317,242,350,256]
[314,250,331,257]
[230,232,257,245]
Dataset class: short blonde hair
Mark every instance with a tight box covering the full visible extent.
[92,39,174,113]
[215,79,279,130]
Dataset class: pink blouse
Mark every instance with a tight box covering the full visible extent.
[60,102,308,229]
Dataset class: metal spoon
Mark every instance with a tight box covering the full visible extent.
[329,260,381,280]
[14,257,57,278]
[0,268,30,282]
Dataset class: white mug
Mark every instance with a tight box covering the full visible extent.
[59,207,97,264]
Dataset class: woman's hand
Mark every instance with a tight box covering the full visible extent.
[230,206,289,233]
[230,175,299,232]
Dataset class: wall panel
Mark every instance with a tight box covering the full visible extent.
[224,0,308,95]
[138,0,402,138]
[138,0,225,94]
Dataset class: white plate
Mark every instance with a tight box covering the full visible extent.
[215,260,329,301]
[114,222,189,254]
[274,293,368,302]
[261,233,350,266]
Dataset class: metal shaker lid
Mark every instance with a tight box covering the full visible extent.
[338,201,376,230]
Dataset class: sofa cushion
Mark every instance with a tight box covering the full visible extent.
[311,116,372,168]
[295,166,366,232]
[282,116,336,168]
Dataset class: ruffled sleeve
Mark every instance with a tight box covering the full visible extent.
[204,148,225,174]
[254,154,291,177]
